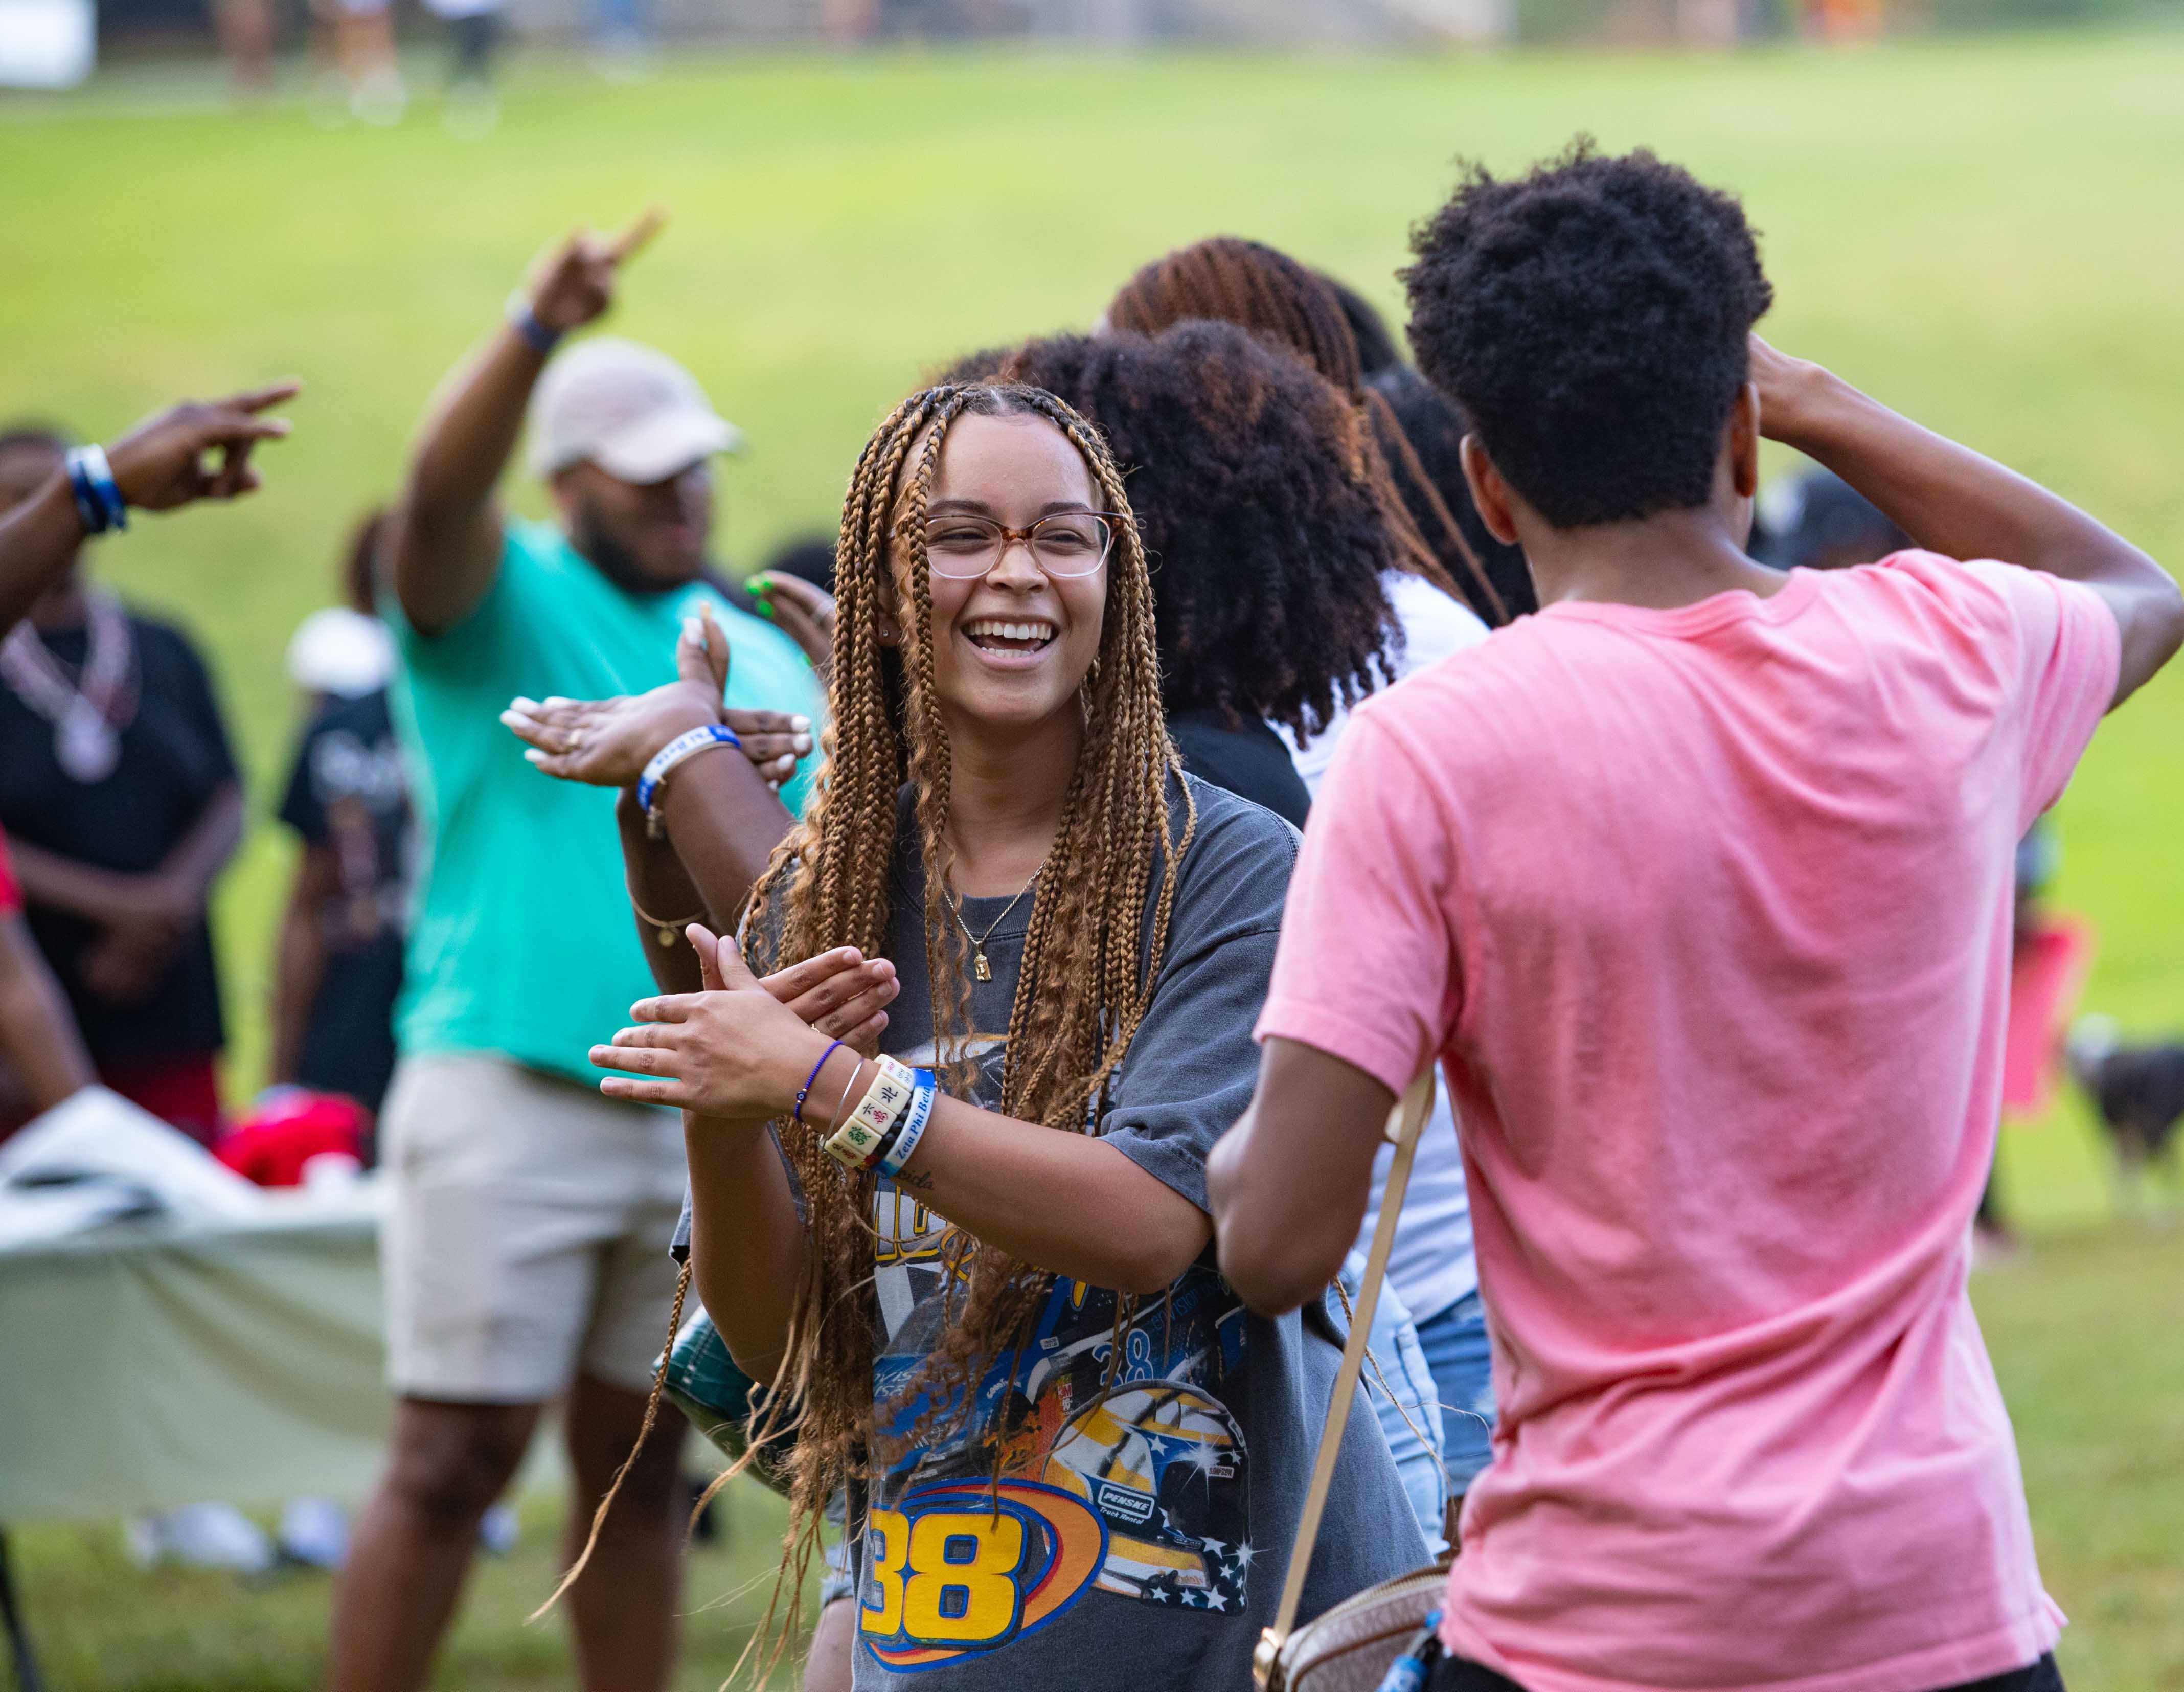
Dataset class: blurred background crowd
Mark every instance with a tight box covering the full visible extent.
[0,6,2178,1690]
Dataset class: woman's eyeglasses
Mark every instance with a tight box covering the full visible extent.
[918,512,1118,580]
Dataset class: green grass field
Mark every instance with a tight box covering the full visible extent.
[3,31,2181,1690]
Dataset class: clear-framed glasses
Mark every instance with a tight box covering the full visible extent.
[919,511,1119,580]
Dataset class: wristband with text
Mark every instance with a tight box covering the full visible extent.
[636,723,742,833]
[875,1070,938,1177]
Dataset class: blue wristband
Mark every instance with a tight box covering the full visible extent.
[65,445,127,535]
[635,723,743,821]
[506,295,562,357]
[877,1070,937,1178]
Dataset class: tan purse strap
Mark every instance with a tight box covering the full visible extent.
[1258,1071,1437,1683]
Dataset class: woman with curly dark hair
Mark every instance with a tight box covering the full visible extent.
[941,321,1405,828]
[1107,234,1518,626]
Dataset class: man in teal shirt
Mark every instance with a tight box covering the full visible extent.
[331,221,824,1692]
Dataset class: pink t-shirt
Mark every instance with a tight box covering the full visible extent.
[1257,554,2119,1692]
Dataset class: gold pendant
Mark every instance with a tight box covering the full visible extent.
[656,926,678,948]
[973,950,991,982]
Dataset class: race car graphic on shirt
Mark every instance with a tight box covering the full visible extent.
[859,1031,1253,1671]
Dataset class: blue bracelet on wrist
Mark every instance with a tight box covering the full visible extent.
[506,295,562,357]
[64,445,127,535]
[794,1040,846,1127]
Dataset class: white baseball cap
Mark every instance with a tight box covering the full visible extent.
[525,336,743,485]
[286,606,395,697]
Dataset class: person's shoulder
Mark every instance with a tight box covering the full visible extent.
[1836,549,2080,648]
[1179,771,1300,856]
[1169,772,1299,920]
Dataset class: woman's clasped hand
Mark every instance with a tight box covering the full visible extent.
[500,603,813,790]
[588,927,896,1116]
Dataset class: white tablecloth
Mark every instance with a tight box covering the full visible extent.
[0,1187,390,1521]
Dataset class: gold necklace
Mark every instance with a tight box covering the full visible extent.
[948,871,1040,982]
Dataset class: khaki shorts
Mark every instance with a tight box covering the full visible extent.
[381,1053,687,1402]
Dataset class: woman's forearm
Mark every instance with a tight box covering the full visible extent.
[886,1090,1209,1295]
[684,1112,810,1381]
[616,791,708,995]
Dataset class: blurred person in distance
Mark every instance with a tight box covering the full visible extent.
[0,384,298,638]
[309,0,406,125]
[268,510,410,1127]
[0,387,291,1144]
[0,425,248,1148]
[329,215,824,1692]
[214,0,277,96]
[426,0,506,139]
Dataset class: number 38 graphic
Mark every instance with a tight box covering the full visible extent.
[858,1480,1108,1668]
[863,1505,1028,1647]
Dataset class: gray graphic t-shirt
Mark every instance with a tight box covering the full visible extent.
[684,775,1426,1687]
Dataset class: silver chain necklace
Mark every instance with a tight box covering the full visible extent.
[0,592,137,784]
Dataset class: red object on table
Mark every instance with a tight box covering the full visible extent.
[215,1089,368,1187]
[2002,914,2096,1119]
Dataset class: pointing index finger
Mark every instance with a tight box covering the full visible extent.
[219,381,303,414]
[608,204,667,265]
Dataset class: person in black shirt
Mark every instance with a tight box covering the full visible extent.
[0,426,245,1146]
[270,511,411,1118]
[944,322,1410,829]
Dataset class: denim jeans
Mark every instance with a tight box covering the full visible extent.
[1414,1290,1496,1494]
[1339,1256,1449,1555]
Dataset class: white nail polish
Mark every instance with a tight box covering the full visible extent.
[790,715,812,731]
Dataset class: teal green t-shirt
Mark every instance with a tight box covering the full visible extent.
[387,520,826,1083]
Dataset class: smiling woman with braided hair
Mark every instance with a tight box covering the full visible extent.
[565,382,1421,1688]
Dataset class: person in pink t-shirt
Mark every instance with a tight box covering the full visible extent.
[1207,145,2182,1692]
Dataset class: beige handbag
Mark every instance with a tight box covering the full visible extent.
[1254,1072,1451,1692]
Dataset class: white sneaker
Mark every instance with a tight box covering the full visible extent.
[278,1496,351,1569]
[147,1502,278,1572]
